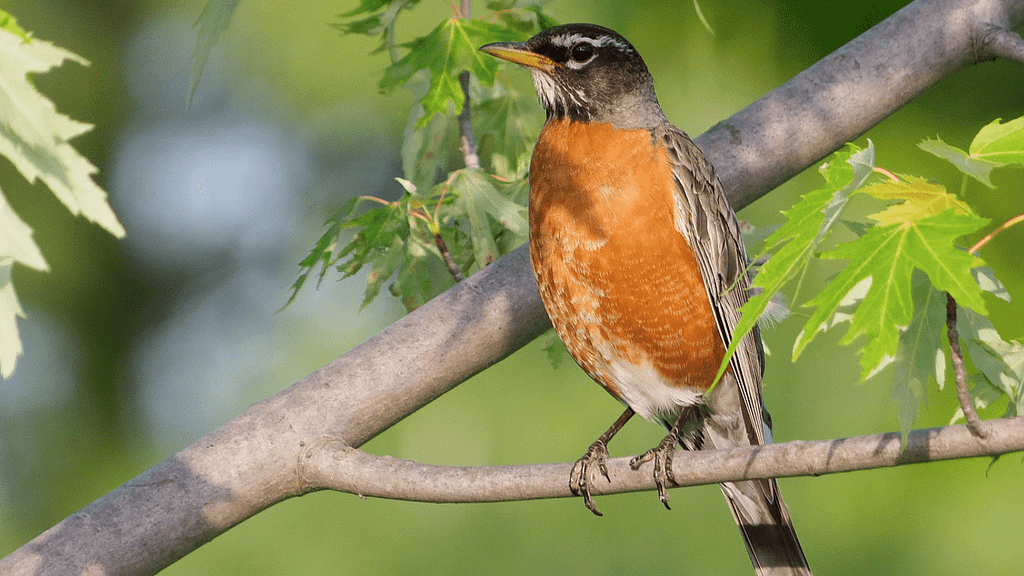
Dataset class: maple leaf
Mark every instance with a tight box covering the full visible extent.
[890,274,946,440]
[955,308,1024,421]
[334,0,421,59]
[0,28,124,377]
[400,73,462,194]
[474,83,543,178]
[918,114,1024,187]
[795,208,989,379]
[0,30,124,237]
[445,168,528,271]
[918,138,1001,188]
[714,143,874,386]
[858,176,972,225]
[970,115,1024,166]
[380,18,525,127]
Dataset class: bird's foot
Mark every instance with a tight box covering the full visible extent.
[629,433,678,510]
[570,438,612,516]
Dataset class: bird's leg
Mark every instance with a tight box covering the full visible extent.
[629,405,699,510]
[570,407,635,516]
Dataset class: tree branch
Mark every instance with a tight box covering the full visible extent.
[4,1,1024,575]
[299,417,1024,503]
[947,294,988,437]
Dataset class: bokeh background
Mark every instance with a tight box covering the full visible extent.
[2,1,1023,574]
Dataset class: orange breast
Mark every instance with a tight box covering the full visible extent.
[529,120,725,416]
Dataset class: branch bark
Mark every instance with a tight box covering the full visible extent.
[299,417,1024,502]
[4,1,1023,575]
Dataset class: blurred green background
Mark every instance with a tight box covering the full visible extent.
[2,1,1023,574]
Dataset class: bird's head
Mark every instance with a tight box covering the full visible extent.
[481,23,667,129]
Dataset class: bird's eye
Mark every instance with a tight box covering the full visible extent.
[570,42,594,62]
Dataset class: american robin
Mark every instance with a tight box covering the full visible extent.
[481,24,810,575]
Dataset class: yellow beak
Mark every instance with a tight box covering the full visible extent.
[479,42,557,72]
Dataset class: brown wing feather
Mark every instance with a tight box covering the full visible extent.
[656,125,768,446]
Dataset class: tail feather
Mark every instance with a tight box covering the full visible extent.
[719,478,811,576]
[700,376,813,575]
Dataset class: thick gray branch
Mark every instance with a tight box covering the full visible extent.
[3,1,1023,575]
[301,417,1024,502]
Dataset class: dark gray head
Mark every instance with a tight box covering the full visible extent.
[481,23,668,129]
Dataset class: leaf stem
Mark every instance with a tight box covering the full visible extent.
[968,213,1024,255]
[872,166,900,181]
[946,293,988,438]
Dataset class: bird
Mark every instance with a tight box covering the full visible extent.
[480,23,811,575]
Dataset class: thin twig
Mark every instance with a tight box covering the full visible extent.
[435,233,465,282]
[947,293,988,438]
[457,0,480,170]
[458,71,481,169]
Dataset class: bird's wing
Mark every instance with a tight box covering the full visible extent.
[656,124,767,447]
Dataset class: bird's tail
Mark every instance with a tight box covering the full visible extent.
[699,407,812,576]
[718,477,811,576]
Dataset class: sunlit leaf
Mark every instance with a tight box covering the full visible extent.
[716,143,874,386]
[796,209,988,378]
[0,189,47,272]
[970,115,1024,166]
[0,28,125,378]
[0,8,30,41]
[859,176,973,225]
[0,29,125,237]
[956,308,1024,421]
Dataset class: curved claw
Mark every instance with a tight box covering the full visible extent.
[570,439,612,516]
[629,432,678,510]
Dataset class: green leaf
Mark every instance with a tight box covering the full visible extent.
[0,29,125,378]
[972,266,1011,302]
[362,235,407,308]
[890,273,945,440]
[447,169,528,270]
[390,227,442,311]
[380,18,526,127]
[0,261,25,378]
[189,0,240,107]
[0,29,125,237]
[400,72,461,193]
[0,8,31,41]
[970,115,1024,166]
[795,208,989,379]
[858,176,973,225]
[956,308,1024,420]
[474,83,543,178]
[284,199,355,308]
[486,0,560,32]
[540,329,569,369]
[918,138,1000,188]
[334,0,420,60]
[715,143,874,386]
